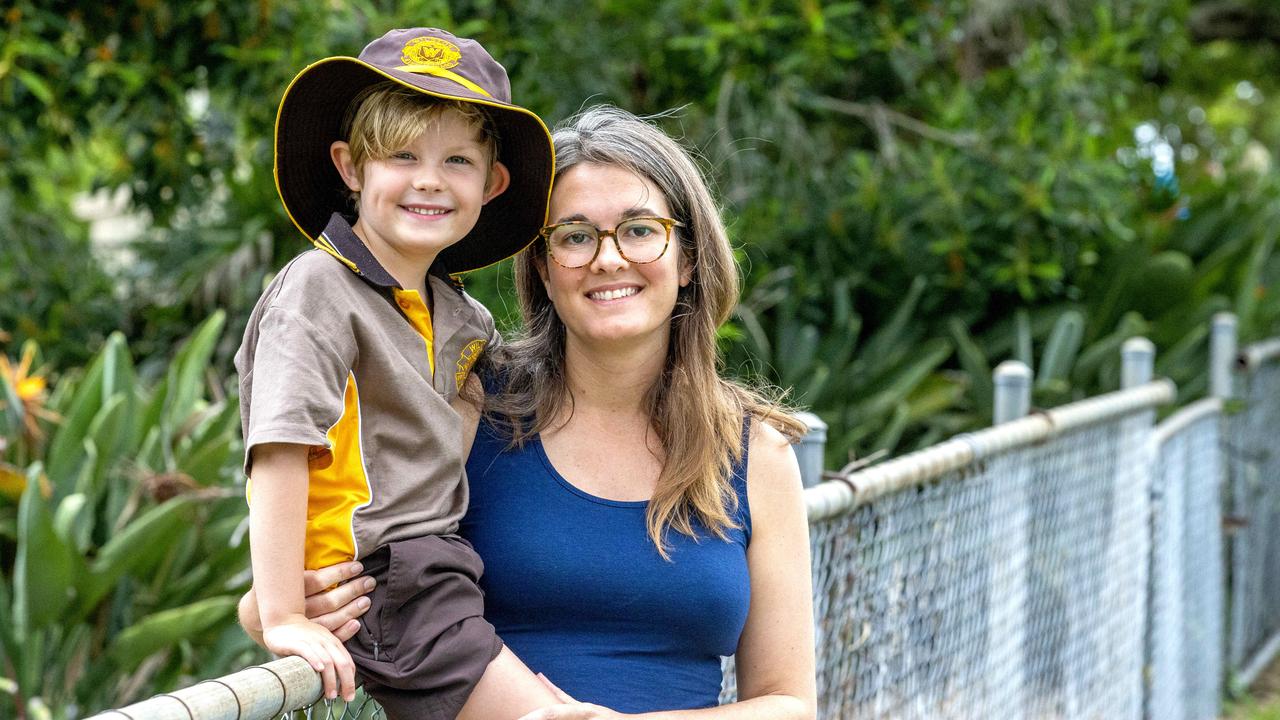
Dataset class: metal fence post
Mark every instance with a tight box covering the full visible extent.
[1212,314,1252,681]
[1210,313,1238,400]
[1122,337,1156,389]
[994,361,1032,424]
[793,411,828,489]
[1119,337,1158,719]
[986,361,1031,710]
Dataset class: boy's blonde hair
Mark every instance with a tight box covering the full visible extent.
[340,80,501,178]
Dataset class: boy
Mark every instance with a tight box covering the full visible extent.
[236,28,559,719]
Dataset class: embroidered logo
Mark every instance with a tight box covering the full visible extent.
[400,36,462,69]
[455,338,486,388]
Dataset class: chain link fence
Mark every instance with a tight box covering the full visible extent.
[1146,399,1225,720]
[716,384,1168,719]
[1228,356,1280,688]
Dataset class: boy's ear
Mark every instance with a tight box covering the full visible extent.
[330,141,362,191]
[483,161,511,203]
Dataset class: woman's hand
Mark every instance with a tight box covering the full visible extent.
[239,561,375,647]
[516,704,624,720]
[514,675,626,720]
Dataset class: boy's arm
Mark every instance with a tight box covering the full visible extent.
[238,562,373,647]
[249,442,357,701]
[451,371,484,460]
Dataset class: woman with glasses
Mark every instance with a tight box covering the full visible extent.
[242,106,817,719]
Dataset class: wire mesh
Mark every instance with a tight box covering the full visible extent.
[283,693,383,720]
[717,415,1156,719]
[1228,361,1280,683]
[1145,405,1224,720]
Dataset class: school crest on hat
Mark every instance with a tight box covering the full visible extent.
[400,36,461,69]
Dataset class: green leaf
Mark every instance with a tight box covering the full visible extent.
[1015,309,1034,369]
[45,356,106,493]
[162,312,226,436]
[14,465,75,636]
[0,360,23,441]
[45,334,132,495]
[52,493,92,554]
[107,596,239,669]
[14,69,53,105]
[872,402,911,453]
[857,338,953,418]
[176,399,240,485]
[861,276,927,371]
[78,498,198,617]
[1234,231,1276,337]
[1036,310,1085,391]
[947,317,993,421]
[1073,312,1147,385]
[82,393,128,496]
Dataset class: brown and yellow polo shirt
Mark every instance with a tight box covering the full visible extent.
[235,213,497,569]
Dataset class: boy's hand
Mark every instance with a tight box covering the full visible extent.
[263,615,357,702]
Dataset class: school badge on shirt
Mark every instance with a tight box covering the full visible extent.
[456,338,486,388]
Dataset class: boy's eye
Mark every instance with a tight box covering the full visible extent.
[446,154,474,165]
[390,151,416,161]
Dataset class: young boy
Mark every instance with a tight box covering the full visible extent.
[236,28,559,720]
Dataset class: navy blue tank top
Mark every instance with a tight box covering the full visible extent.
[461,418,752,712]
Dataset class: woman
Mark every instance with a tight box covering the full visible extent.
[241,105,816,719]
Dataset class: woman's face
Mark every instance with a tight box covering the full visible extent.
[538,162,692,351]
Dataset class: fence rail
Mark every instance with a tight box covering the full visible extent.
[89,316,1280,720]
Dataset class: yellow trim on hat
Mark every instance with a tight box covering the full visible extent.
[395,65,492,97]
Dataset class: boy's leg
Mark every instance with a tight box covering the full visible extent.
[455,645,560,720]
[345,535,558,720]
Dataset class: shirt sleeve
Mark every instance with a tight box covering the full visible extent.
[240,304,351,475]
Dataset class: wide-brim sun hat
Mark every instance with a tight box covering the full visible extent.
[274,27,554,273]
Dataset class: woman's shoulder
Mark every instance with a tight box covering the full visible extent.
[744,415,805,516]
[746,419,800,479]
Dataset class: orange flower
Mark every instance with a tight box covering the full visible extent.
[0,462,52,501]
[0,344,60,445]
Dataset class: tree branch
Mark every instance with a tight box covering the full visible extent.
[803,95,983,150]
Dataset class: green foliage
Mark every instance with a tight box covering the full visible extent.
[6,0,1280,464]
[0,316,258,718]
[2,0,1280,711]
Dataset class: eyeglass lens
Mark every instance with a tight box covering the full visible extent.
[547,218,669,266]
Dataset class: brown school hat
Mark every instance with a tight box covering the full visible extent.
[274,28,554,273]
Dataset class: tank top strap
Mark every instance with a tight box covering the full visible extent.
[730,415,753,539]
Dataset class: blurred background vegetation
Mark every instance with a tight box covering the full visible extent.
[3,0,1280,716]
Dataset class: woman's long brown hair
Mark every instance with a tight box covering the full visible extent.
[484,105,806,557]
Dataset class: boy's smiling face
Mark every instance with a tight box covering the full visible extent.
[331,107,509,290]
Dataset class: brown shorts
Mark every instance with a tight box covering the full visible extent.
[346,534,503,720]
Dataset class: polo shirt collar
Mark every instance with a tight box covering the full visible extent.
[311,213,474,353]
[313,213,404,289]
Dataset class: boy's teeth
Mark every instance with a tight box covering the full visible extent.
[590,287,639,301]
[406,207,448,215]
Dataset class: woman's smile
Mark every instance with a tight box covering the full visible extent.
[586,284,643,303]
